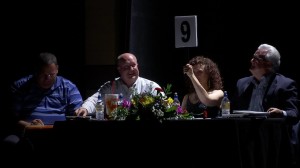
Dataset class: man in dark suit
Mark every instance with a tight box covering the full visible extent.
[233,43,299,168]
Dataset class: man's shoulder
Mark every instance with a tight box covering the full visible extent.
[275,73,296,84]
[237,76,252,83]
[56,76,77,87]
[137,77,160,86]
[138,76,151,82]
[276,73,294,80]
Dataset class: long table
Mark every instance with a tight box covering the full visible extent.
[46,118,292,168]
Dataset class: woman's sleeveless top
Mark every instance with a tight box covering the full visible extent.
[186,97,219,118]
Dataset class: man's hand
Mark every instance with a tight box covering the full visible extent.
[267,107,284,117]
[75,107,88,116]
[30,119,45,126]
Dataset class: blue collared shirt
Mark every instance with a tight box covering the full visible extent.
[248,75,272,111]
[11,75,83,124]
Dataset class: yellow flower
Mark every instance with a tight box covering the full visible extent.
[167,97,173,105]
[139,95,155,107]
[114,83,190,121]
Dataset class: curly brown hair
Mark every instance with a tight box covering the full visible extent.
[185,56,223,93]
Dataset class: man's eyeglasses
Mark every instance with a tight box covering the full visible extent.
[252,54,267,62]
[38,73,57,79]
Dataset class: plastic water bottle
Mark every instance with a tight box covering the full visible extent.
[95,93,104,120]
[173,92,180,107]
[118,93,124,106]
[173,92,181,119]
[221,91,230,117]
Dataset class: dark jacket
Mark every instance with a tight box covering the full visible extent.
[233,73,299,124]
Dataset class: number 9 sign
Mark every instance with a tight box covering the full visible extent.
[175,15,198,48]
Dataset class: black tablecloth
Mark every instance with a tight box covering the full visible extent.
[49,118,292,168]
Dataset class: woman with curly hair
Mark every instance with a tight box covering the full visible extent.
[182,56,224,118]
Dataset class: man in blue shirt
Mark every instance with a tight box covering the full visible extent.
[1,52,83,157]
[11,52,83,126]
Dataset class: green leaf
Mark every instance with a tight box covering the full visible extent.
[166,106,177,112]
[163,84,172,96]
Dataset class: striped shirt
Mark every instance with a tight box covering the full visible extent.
[248,74,272,111]
[11,75,83,124]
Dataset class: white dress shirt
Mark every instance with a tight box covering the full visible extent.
[81,77,162,114]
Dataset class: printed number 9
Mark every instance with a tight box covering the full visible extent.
[181,21,190,43]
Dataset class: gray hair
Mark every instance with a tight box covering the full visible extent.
[258,44,281,72]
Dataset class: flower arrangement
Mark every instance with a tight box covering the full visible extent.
[113,83,191,122]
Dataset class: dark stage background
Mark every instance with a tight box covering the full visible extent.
[128,0,300,99]
[1,0,299,118]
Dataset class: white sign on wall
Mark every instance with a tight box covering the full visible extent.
[174,15,198,48]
